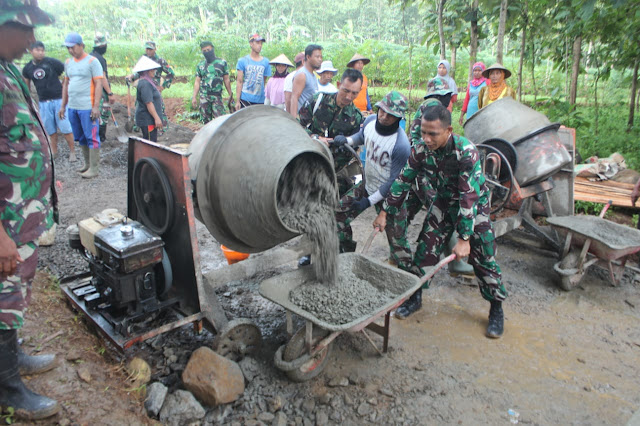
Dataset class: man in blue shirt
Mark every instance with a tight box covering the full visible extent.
[235,33,271,110]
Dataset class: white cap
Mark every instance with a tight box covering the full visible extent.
[132,56,161,73]
[318,61,338,75]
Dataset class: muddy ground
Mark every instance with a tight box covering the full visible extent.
[16,101,640,425]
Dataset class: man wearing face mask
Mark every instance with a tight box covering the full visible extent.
[192,41,233,123]
[90,33,114,142]
[333,91,411,270]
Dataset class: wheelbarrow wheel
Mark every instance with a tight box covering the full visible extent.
[283,326,332,382]
[213,318,262,362]
[555,250,585,291]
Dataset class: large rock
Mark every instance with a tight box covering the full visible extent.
[144,382,168,418]
[182,347,245,406]
[159,390,205,426]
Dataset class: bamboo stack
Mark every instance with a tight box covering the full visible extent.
[574,176,638,208]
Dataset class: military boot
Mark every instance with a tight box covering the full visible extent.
[446,234,475,278]
[81,148,100,179]
[395,288,422,320]
[77,146,90,173]
[339,240,357,253]
[18,344,56,376]
[98,124,107,143]
[486,300,504,338]
[0,330,59,420]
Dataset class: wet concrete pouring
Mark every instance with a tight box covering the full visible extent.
[26,101,640,425]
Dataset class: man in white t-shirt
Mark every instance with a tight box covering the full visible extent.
[283,52,304,112]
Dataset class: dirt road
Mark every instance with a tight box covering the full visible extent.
[23,106,640,425]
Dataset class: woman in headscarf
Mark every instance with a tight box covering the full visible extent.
[459,62,488,125]
[477,63,517,109]
[265,53,293,109]
[435,59,458,112]
[133,56,164,142]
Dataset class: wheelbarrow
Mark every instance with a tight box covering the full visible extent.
[548,202,640,290]
[259,252,455,382]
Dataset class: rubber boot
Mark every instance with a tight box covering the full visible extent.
[395,288,422,320]
[339,240,357,254]
[298,255,311,267]
[81,148,100,179]
[446,234,475,278]
[77,146,90,173]
[486,300,504,338]
[0,330,60,420]
[18,345,56,376]
[98,124,107,143]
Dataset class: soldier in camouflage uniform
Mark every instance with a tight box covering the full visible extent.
[333,91,412,270]
[374,103,506,338]
[191,41,233,123]
[298,68,364,177]
[0,0,60,419]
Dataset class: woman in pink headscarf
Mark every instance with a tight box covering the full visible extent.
[459,62,488,125]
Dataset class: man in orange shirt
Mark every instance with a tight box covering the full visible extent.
[346,53,372,115]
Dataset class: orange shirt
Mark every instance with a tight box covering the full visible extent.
[354,74,369,112]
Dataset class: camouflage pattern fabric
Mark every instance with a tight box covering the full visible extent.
[0,242,37,330]
[375,90,408,119]
[336,183,412,271]
[0,61,54,330]
[195,57,229,123]
[0,0,54,27]
[98,93,110,126]
[383,133,505,300]
[298,92,363,171]
[425,77,453,97]
[147,54,175,90]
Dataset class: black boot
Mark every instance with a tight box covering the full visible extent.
[298,255,311,267]
[0,330,59,420]
[339,240,357,254]
[486,301,504,338]
[395,288,422,320]
[99,124,107,142]
[18,345,56,376]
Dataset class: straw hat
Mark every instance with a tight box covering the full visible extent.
[269,53,294,67]
[318,61,338,75]
[482,63,512,79]
[346,53,370,68]
[133,55,161,73]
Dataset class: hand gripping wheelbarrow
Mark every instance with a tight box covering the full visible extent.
[259,252,455,382]
[548,202,640,290]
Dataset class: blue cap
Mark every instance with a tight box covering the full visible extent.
[63,32,83,47]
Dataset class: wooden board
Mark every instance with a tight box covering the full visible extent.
[574,176,639,208]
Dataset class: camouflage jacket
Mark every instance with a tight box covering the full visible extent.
[409,99,442,146]
[0,60,55,244]
[195,58,229,96]
[134,54,175,89]
[383,133,487,239]
[298,92,363,138]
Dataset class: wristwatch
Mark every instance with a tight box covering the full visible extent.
[459,233,470,241]
[107,92,113,96]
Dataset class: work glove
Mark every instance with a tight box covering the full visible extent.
[332,135,348,147]
[351,197,370,213]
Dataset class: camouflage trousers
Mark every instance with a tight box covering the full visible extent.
[412,195,506,302]
[336,183,412,271]
[99,93,110,126]
[0,242,38,330]
[199,93,226,123]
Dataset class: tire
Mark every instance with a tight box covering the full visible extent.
[283,326,332,382]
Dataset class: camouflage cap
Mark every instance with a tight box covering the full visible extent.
[144,41,156,49]
[0,0,54,28]
[94,32,107,47]
[375,90,408,119]
[424,77,452,99]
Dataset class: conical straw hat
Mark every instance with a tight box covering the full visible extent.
[346,53,370,67]
[269,53,294,67]
[482,63,512,79]
[132,55,161,73]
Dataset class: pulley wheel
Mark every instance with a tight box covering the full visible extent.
[479,138,518,183]
[283,326,332,382]
[477,144,516,214]
[213,318,262,362]
[132,157,175,235]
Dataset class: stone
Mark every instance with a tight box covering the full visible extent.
[205,405,233,424]
[258,412,275,422]
[239,357,262,382]
[344,394,354,406]
[77,367,91,383]
[159,390,206,426]
[368,397,378,406]
[65,351,82,362]
[58,418,71,426]
[318,392,332,405]
[315,410,329,425]
[379,387,394,397]
[182,347,245,406]
[302,398,316,413]
[357,402,372,416]
[269,395,284,412]
[126,357,151,387]
[327,377,349,387]
[330,411,341,422]
[144,382,168,418]
[273,411,287,426]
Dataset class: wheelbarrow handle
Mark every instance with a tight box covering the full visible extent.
[360,228,379,255]
[599,200,612,218]
[418,254,457,287]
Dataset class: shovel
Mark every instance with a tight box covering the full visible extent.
[125,81,134,133]
[110,109,129,143]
